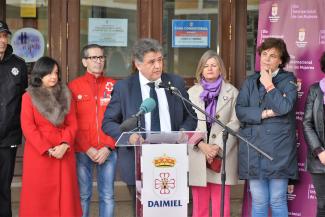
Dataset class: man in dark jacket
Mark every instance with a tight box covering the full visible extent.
[102,38,197,216]
[0,20,28,217]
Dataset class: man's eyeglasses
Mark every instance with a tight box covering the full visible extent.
[85,56,106,62]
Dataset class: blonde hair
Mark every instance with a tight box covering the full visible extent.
[195,50,227,82]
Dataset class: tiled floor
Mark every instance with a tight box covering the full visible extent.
[12,181,244,217]
[12,200,243,217]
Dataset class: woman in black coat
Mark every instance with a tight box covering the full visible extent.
[236,38,298,217]
[303,51,325,217]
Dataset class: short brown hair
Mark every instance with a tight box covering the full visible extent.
[195,50,227,82]
[257,37,290,68]
[81,44,104,59]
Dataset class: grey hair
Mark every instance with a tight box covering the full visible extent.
[81,44,104,59]
[132,38,163,63]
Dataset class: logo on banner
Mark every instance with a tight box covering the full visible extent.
[153,154,176,198]
[296,28,308,48]
[287,190,296,201]
[269,3,280,22]
[296,78,304,99]
[320,30,325,45]
[308,184,317,200]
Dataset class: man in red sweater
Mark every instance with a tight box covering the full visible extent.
[69,44,116,217]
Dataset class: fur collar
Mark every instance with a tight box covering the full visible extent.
[27,83,71,126]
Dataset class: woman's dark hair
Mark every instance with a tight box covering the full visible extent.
[30,56,61,87]
[320,52,325,73]
[257,37,290,68]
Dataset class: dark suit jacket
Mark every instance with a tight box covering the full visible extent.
[102,72,197,184]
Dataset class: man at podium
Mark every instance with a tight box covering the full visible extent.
[102,38,197,215]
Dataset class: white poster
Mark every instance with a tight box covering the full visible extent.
[141,143,188,217]
[88,18,128,47]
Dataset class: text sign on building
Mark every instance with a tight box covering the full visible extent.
[88,18,128,47]
[172,20,211,48]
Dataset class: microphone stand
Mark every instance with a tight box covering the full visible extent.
[134,114,143,217]
[164,85,273,217]
[136,115,142,132]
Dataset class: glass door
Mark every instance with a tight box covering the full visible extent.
[162,0,219,79]
[80,0,137,78]
[6,0,49,72]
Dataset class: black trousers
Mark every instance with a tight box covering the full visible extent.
[0,147,17,217]
[311,173,325,217]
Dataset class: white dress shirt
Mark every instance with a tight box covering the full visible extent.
[138,72,171,132]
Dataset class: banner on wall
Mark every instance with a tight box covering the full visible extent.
[242,1,325,217]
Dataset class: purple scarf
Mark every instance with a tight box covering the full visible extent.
[320,78,325,104]
[200,77,223,123]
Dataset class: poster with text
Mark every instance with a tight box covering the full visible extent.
[172,20,210,48]
[88,18,128,47]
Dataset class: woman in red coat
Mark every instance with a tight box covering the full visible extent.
[19,56,82,217]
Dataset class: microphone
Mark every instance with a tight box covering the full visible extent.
[119,116,137,132]
[157,81,178,91]
[119,98,156,132]
[134,97,156,117]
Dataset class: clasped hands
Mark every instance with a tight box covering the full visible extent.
[48,143,70,159]
[198,141,222,164]
[86,146,111,165]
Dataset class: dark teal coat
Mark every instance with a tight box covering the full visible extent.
[236,69,298,180]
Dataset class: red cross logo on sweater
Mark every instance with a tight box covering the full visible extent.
[105,82,114,92]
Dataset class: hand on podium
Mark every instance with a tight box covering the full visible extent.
[176,131,189,144]
[129,133,145,145]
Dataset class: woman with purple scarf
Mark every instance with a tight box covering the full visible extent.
[188,50,240,217]
[303,51,325,217]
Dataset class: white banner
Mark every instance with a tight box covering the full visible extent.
[141,143,188,217]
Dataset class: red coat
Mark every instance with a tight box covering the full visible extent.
[68,72,116,152]
[19,92,82,217]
